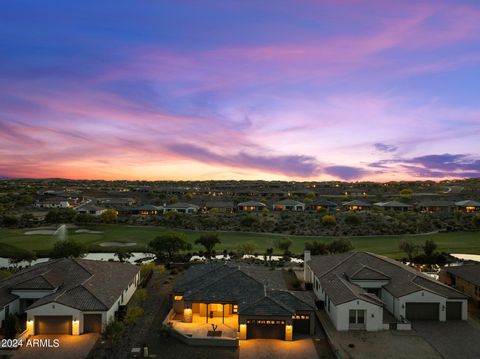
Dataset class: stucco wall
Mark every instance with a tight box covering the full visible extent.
[0,299,20,326]
[398,290,446,321]
[329,300,383,331]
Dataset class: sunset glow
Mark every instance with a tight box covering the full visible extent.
[1,0,480,181]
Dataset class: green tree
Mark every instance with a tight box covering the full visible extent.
[321,214,337,226]
[399,240,419,261]
[51,240,87,258]
[101,209,118,223]
[114,249,133,262]
[195,233,221,259]
[305,240,328,255]
[148,232,192,262]
[45,208,76,224]
[2,215,19,227]
[124,305,144,324]
[102,320,125,358]
[275,237,293,256]
[237,241,257,256]
[74,213,95,224]
[423,239,437,257]
[326,238,353,253]
[400,188,413,200]
[344,214,360,225]
[3,314,20,339]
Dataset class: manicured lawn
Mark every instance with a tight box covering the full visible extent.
[0,224,479,259]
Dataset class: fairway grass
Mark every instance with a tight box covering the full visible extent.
[0,224,479,259]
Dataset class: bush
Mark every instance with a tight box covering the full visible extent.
[124,305,144,324]
[289,277,303,290]
[321,215,337,226]
[131,288,148,304]
[326,238,353,253]
[159,324,173,338]
[2,314,21,339]
[344,214,360,225]
[305,240,328,255]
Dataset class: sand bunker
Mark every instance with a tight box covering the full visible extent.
[75,229,103,234]
[25,229,57,235]
[98,241,137,247]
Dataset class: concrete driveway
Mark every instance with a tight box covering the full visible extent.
[240,338,318,359]
[12,334,99,359]
[412,320,480,359]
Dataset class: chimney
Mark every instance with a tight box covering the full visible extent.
[304,250,311,263]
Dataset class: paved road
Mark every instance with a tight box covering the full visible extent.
[240,338,318,359]
[413,321,480,359]
[12,334,99,359]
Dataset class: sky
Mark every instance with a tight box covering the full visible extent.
[1,0,480,181]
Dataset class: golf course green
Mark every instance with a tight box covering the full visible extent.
[0,224,479,259]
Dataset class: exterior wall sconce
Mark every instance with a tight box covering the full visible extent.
[401,304,405,309]
[285,324,293,341]
[239,324,247,340]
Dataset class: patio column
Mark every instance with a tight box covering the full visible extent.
[222,304,225,324]
[206,303,208,323]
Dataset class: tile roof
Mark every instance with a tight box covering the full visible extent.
[308,200,337,207]
[174,263,313,315]
[237,201,266,207]
[455,200,480,207]
[165,202,199,209]
[0,258,139,311]
[342,200,371,206]
[274,199,305,206]
[308,252,466,305]
[445,264,480,287]
[374,201,412,208]
[205,201,234,208]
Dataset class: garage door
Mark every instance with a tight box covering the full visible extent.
[293,314,311,334]
[246,319,285,339]
[405,303,439,321]
[446,302,462,320]
[35,316,72,335]
[84,314,102,333]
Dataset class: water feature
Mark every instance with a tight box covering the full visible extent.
[54,224,67,241]
[0,252,155,268]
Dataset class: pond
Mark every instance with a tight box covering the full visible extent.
[0,252,155,268]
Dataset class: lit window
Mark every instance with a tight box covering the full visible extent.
[233,304,238,313]
[174,295,183,301]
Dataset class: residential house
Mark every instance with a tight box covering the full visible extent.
[272,199,305,211]
[164,203,200,214]
[97,198,136,207]
[307,200,338,213]
[440,264,480,316]
[0,259,140,336]
[34,198,71,209]
[171,263,315,341]
[455,200,480,213]
[237,201,266,212]
[417,200,455,213]
[204,201,235,213]
[74,203,107,216]
[374,201,412,211]
[342,200,371,211]
[304,251,467,331]
[132,204,163,215]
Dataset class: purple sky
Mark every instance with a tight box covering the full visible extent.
[1,0,480,181]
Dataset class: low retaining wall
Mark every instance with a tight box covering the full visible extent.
[316,311,345,359]
[163,309,239,348]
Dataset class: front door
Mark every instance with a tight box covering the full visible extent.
[349,310,366,329]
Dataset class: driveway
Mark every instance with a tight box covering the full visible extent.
[12,334,99,359]
[240,338,318,359]
[412,320,480,359]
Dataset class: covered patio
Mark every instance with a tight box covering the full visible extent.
[171,312,238,339]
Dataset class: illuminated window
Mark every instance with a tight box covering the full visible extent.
[233,304,238,314]
[209,303,223,311]
[174,295,183,301]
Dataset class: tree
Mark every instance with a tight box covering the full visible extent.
[51,240,87,258]
[275,238,293,256]
[74,213,94,224]
[305,240,328,255]
[237,241,257,256]
[195,233,221,259]
[20,213,36,227]
[321,215,337,226]
[400,188,413,200]
[124,305,144,324]
[423,239,437,257]
[399,240,419,261]
[114,249,133,262]
[3,314,20,339]
[101,209,118,223]
[265,247,274,262]
[102,320,125,358]
[45,208,76,224]
[326,238,353,253]
[2,215,19,228]
[148,232,191,263]
[344,214,360,225]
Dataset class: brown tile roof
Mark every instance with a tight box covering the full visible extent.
[308,252,466,305]
[0,258,139,311]
[445,264,480,287]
